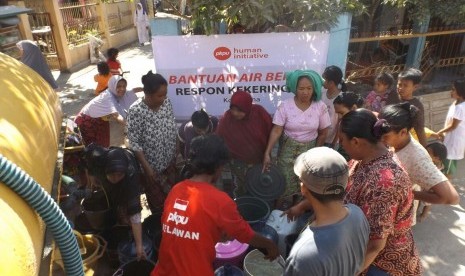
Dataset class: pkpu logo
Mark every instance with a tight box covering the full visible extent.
[213,47,231,60]
[167,212,189,225]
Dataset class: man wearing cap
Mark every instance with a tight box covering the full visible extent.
[284,147,369,276]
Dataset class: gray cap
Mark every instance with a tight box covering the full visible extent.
[293,147,348,195]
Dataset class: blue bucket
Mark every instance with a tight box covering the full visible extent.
[235,196,270,231]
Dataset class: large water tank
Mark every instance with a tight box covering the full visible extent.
[0,52,62,275]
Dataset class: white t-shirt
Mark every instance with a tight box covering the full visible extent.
[444,101,465,160]
[395,138,448,225]
[320,90,340,144]
[395,137,448,191]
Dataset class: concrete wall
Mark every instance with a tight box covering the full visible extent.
[421,90,453,131]
[109,27,137,49]
[68,27,137,71]
[65,1,137,71]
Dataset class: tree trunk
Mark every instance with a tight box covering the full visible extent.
[355,1,381,64]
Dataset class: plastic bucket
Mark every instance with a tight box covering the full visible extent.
[82,234,107,268]
[235,196,270,230]
[113,259,155,276]
[117,234,154,264]
[245,164,285,209]
[214,264,244,276]
[214,239,249,269]
[54,233,107,271]
[74,213,98,234]
[81,190,112,231]
[265,209,300,257]
[255,224,278,245]
[243,249,283,276]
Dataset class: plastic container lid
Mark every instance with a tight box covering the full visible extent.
[245,164,285,202]
[215,239,249,260]
[214,264,244,276]
[243,249,283,276]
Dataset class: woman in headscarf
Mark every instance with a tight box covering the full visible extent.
[263,70,331,208]
[75,75,138,147]
[134,3,149,46]
[16,40,58,90]
[216,91,273,196]
[84,145,145,260]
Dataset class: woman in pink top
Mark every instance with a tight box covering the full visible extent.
[263,70,331,208]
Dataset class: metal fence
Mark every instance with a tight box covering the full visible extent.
[346,22,465,90]
[28,12,60,69]
[58,0,101,46]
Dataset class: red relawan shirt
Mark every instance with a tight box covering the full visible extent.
[151,180,255,276]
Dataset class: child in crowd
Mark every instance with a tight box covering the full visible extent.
[333,91,364,160]
[134,3,150,46]
[364,72,400,112]
[107,47,122,75]
[334,91,364,118]
[322,65,347,148]
[426,141,449,176]
[397,68,427,146]
[178,109,219,159]
[421,141,449,222]
[437,79,465,177]
[94,61,112,95]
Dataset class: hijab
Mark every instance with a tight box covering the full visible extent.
[217,91,273,164]
[108,75,138,118]
[82,75,137,118]
[17,40,58,89]
[105,148,129,174]
[103,147,142,216]
[285,70,323,101]
[230,91,253,115]
[135,3,147,16]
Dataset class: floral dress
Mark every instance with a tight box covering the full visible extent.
[344,152,422,276]
[364,90,400,113]
[127,98,177,212]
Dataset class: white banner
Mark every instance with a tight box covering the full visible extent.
[152,32,329,120]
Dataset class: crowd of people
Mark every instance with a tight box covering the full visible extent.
[63,59,465,275]
[11,9,464,274]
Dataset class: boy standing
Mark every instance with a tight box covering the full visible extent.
[284,147,370,276]
[397,68,427,146]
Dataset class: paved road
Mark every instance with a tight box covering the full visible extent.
[54,42,465,276]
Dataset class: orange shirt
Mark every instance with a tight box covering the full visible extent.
[152,180,255,276]
[94,73,112,95]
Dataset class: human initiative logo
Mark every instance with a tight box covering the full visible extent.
[213,46,269,61]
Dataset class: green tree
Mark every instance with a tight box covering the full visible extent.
[187,0,364,34]
[352,0,465,38]
[385,0,465,24]
[181,0,465,35]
